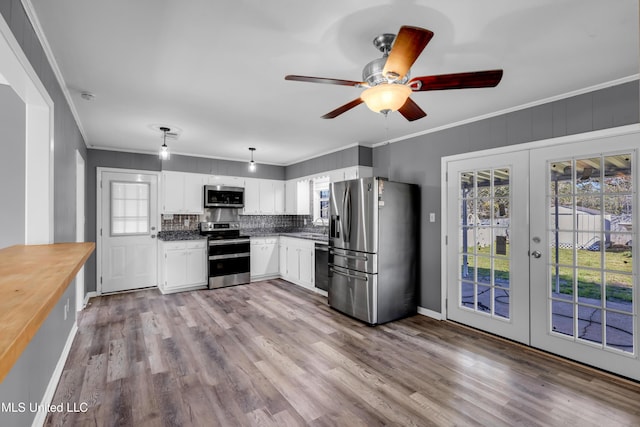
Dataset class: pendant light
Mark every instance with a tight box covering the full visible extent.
[248,147,257,172]
[159,126,170,160]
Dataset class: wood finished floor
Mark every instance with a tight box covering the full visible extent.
[46,279,640,426]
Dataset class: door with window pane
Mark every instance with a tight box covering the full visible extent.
[446,151,530,344]
[100,171,158,293]
[530,132,638,380]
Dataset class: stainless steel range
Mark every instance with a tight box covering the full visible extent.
[199,221,250,289]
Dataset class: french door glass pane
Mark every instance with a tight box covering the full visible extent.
[457,168,511,320]
[547,153,634,353]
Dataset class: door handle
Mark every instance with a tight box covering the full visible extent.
[531,250,541,258]
[330,267,367,282]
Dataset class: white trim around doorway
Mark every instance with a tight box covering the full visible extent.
[440,123,640,320]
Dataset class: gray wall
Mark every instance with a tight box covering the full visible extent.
[0,2,86,426]
[373,80,640,312]
[286,145,373,179]
[163,153,285,180]
[0,84,25,248]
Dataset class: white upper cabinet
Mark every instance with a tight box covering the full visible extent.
[243,178,260,214]
[206,175,245,188]
[328,166,373,183]
[285,179,310,215]
[274,181,285,214]
[162,171,204,214]
[243,178,285,214]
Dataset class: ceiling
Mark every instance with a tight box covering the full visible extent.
[28,0,638,166]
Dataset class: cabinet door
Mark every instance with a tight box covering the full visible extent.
[298,245,314,287]
[185,248,206,286]
[184,173,204,214]
[279,244,288,277]
[286,245,300,281]
[244,178,260,214]
[250,242,268,277]
[264,243,279,275]
[296,180,310,215]
[274,181,285,214]
[258,180,276,214]
[207,175,245,187]
[163,171,185,213]
[285,180,297,213]
[343,167,358,180]
[165,250,187,288]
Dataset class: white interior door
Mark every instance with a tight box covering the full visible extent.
[530,132,638,379]
[446,151,530,344]
[100,170,158,293]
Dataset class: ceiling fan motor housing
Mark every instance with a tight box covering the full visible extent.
[363,57,411,87]
[363,33,411,87]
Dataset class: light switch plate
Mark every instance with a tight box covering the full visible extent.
[429,213,436,222]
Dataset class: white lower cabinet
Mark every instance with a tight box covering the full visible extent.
[250,237,279,280]
[159,240,207,294]
[278,236,315,290]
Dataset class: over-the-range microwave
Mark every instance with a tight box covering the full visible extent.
[203,185,244,208]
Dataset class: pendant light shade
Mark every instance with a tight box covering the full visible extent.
[248,147,256,172]
[159,126,170,160]
[360,83,412,114]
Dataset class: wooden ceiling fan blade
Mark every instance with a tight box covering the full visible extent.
[382,26,434,81]
[285,75,363,87]
[321,98,364,119]
[398,97,427,122]
[409,69,504,91]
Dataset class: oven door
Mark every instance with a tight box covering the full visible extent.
[208,238,250,288]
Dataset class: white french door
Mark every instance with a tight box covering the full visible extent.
[530,132,638,379]
[445,127,639,380]
[99,170,159,293]
[446,151,531,344]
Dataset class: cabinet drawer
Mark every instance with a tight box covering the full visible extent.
[186,240,206,249]
[162,242,186,251]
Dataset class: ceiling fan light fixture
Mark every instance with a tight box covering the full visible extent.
[361,83,411,114]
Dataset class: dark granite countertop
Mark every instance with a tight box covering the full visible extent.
[158,229,328,243]
[157,231,206,241]
[245,231,328,243]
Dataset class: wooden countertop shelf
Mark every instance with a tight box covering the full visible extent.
[0,242,95,383]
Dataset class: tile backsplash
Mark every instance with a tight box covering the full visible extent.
[161,214,200,231]
[161,213,327,235]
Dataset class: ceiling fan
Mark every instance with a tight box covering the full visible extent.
[285,26,503,121]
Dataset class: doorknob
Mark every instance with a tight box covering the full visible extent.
[531,250,541,258]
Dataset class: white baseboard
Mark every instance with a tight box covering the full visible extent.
[31,322,78,427]
[417,306,443,320]
[81,291,98,310]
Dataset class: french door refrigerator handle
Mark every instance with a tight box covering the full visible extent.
[342,186,352,242]
[330,250,368,261]
[330,267,368,281]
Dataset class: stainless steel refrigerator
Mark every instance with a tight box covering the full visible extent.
[328,177,418,325]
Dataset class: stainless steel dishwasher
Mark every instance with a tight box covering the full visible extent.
[314,243,329,292]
